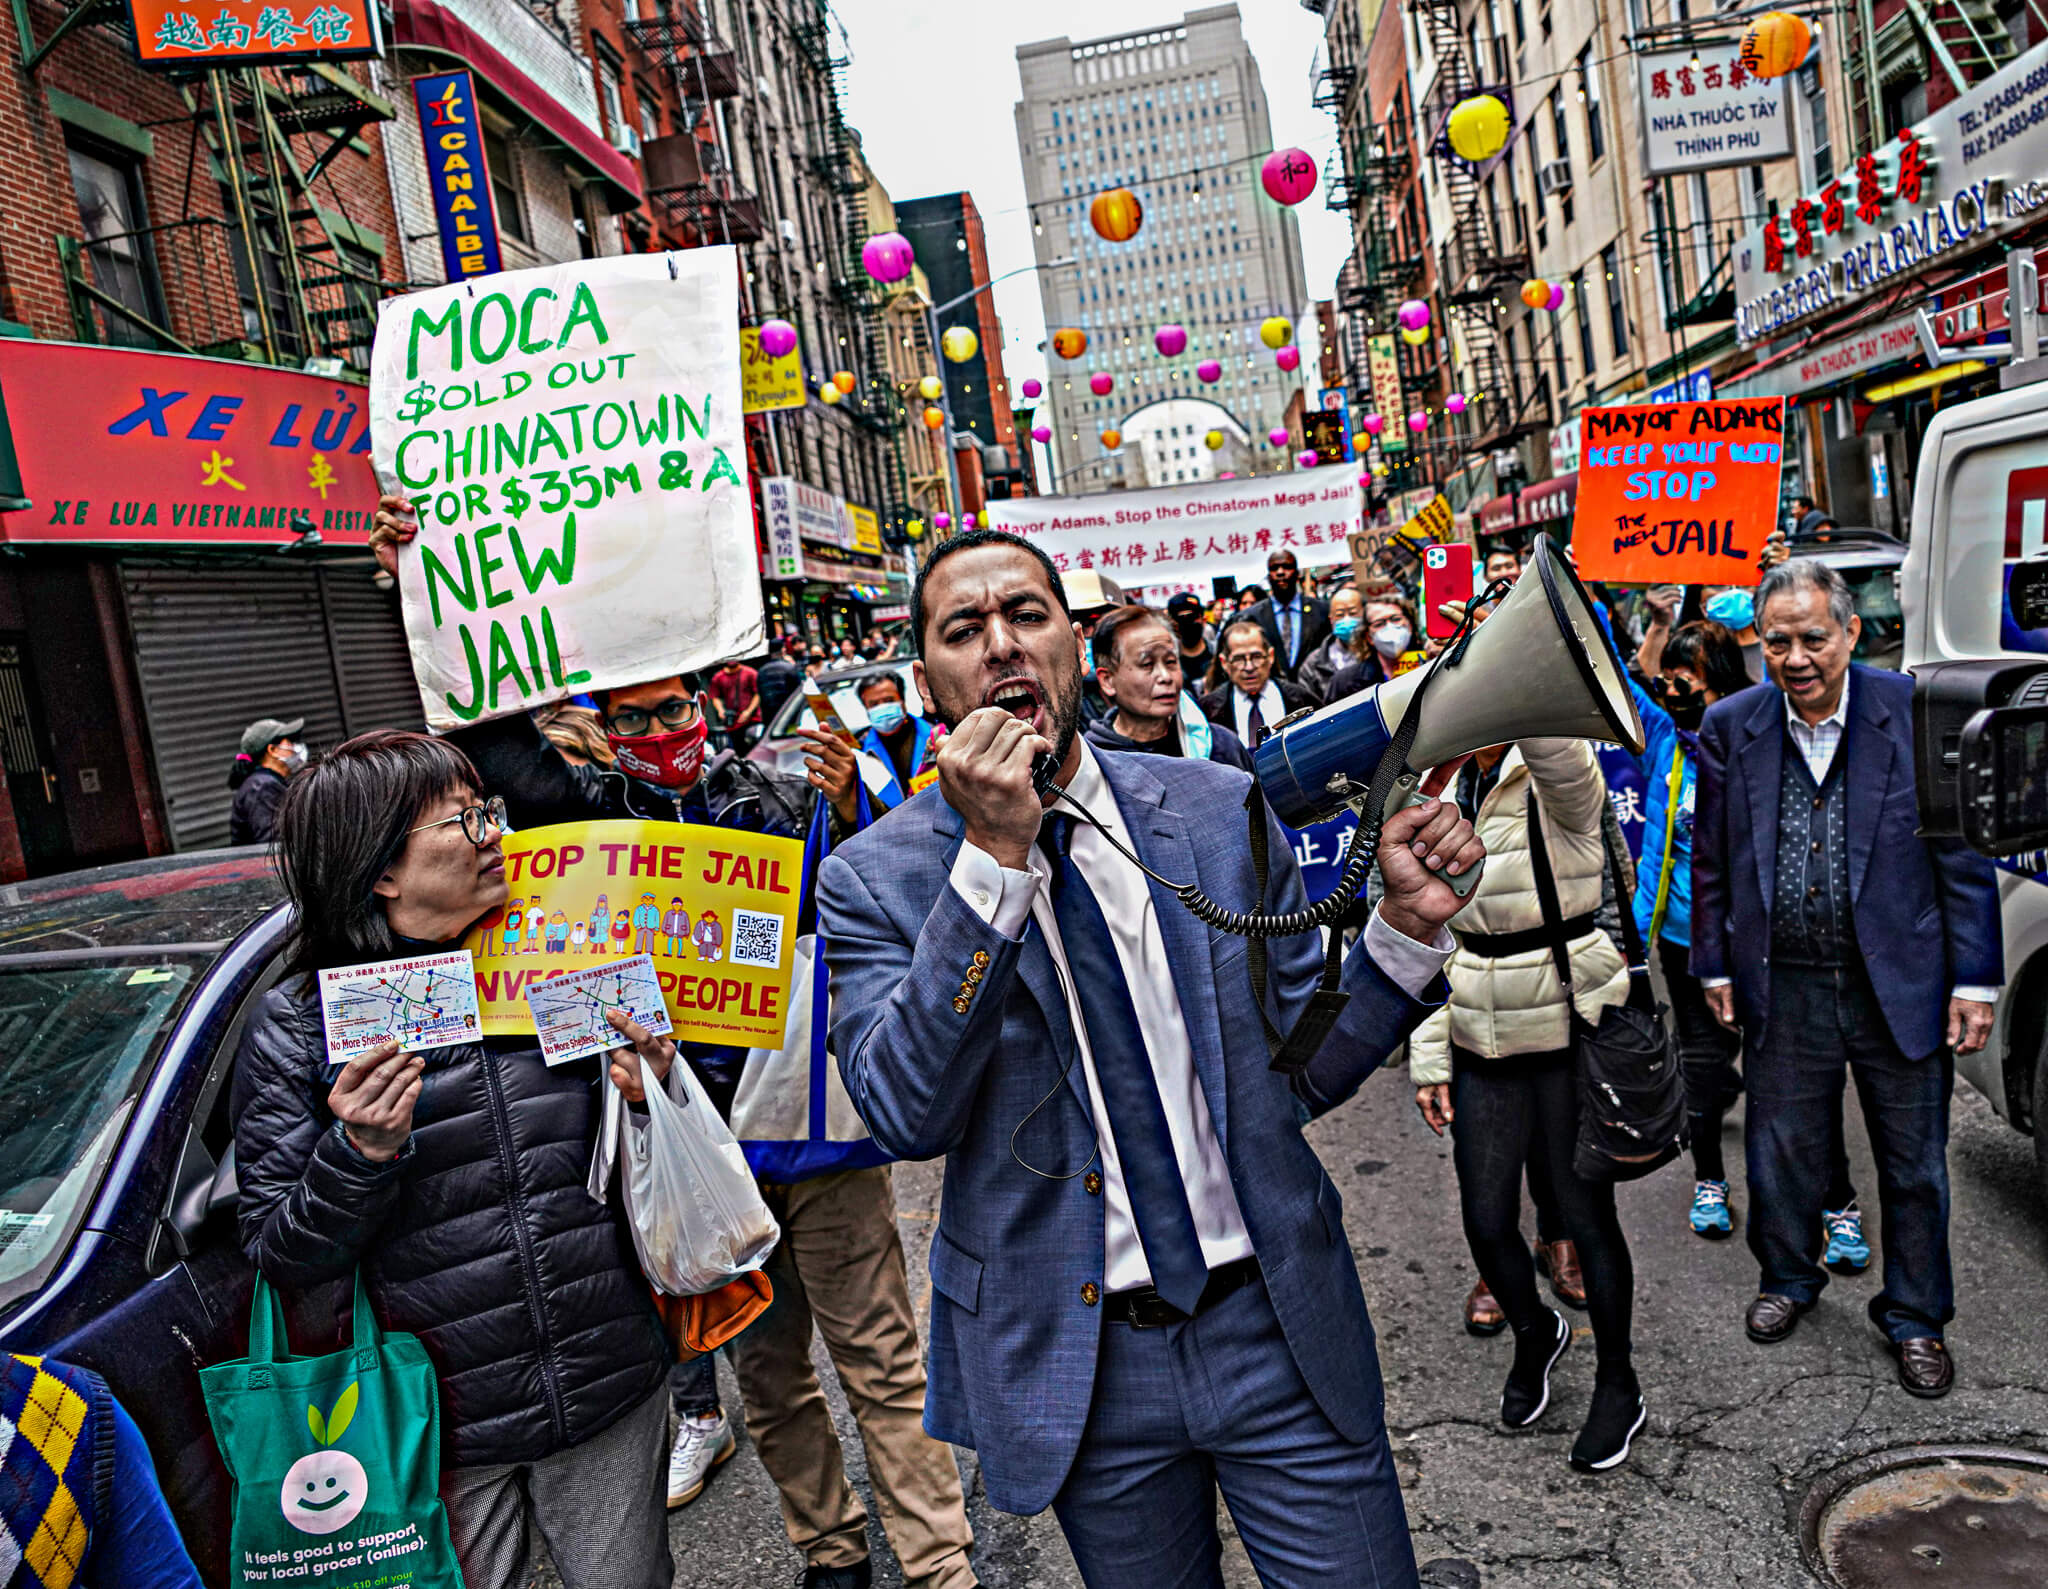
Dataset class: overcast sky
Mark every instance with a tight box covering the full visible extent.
[834,0,1350,402]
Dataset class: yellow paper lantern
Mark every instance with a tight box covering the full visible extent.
[1520,279,1552,310]
[1204,429,1225,451]
[1739,11,1813,79]
[905,517,926,540]
[942,326,979,364]
[1446,94,1511,162]
[1089,186,1144,243]
[922,405,945,429]
[1400,324,1430,346]
[1260,317,1291,350]
[1101,428,1123,449]
[819,384,843,405]
[918,374,944,401]
[832,370,855,394]
[1052,327,1089,359]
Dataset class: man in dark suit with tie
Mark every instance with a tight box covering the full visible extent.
[1692,558,2001,1399]
[1242,549,1330,682]
[1199,619,1316,747]
[818,528,1483,1587]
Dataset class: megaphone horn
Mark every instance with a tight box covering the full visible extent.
[1253,533,1644,860]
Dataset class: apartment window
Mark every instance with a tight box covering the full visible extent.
[1579,47,1604,161]
[1549,90,1569,167]
[67,141,163,347]
[1800,61,1832,184]
[1510,0,1526,43]
[1602,243,1629,360]
[595,41,625,137]
[1574,270,1594,374]
[636,81,661,142]
[481,124,528,244]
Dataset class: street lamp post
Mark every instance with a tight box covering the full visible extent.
[923,257,1076,528]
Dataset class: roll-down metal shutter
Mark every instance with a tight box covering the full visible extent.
[120,558,423,850]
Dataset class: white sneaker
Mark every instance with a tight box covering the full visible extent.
[667,1411,735,1508]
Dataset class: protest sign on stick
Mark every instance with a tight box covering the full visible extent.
[1572,399,1786,586]
[370,250,762,729]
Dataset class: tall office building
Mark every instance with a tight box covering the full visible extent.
[1014,4,1311,493]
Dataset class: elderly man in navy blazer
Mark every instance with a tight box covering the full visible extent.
[818,529,1482,1588]
[1692,558,2001,1399]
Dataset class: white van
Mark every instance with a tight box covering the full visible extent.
[1899,275,2048,1196]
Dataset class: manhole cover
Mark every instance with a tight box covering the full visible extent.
[1801,1445,2048,1586]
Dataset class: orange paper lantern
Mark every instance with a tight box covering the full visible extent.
[1089,187,1144,243]
[832,371,855,394]
[1739,11,1813,79]
[1101,428,1123,449]
[922,406,945,429]
[1519,279,1552,310]
[1052,327,1089,360]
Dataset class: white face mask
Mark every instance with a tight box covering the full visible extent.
[278,741,307,772]
[1370,622,1411,658]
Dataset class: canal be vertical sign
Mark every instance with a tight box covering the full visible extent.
[412,71,503,283]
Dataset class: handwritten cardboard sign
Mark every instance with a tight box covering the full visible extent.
[370,250,764,729]
[1571,399,1786,586]
[461,820,804,1047]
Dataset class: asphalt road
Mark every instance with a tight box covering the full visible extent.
[543,1063,2048,1588]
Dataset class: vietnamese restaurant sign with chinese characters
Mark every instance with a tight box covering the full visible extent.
[129,0,380,66]
[1635,44,1792,177]
[983,472,1363,591]
[0,342,379,545]
[1733,40,2048,343]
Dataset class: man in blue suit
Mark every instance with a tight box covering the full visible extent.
[1692,558,2001,1399]
[818,529,1483,1587]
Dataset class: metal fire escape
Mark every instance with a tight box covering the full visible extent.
[626,0,762,244]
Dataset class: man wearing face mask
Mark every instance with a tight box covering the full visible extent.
[1637,532,1790,687]
[228,717,307,845]
[1164,592,1215,689]
[1296,585,1366,700]
[1324,592,1420,704]
[858,673,940,810]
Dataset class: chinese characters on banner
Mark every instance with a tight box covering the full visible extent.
[1572,399,1785,586]
[459,821,804,1047]
[129,0,380,65]
[369,250,762,729]
[740,326,806,413]
[982,472,1363,592]
[1366,334,1407,454]
[0,342,378,545]
[1635,44,1792,176]
[412,70,503,282]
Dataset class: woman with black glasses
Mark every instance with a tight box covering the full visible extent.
[232,729,683,1589]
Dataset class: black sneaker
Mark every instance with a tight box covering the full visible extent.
[798,1562,872,1589]
[1569,1378,1647,1472]
[1500,1309,1570,1428]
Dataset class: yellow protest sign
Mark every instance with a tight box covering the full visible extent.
[849,503,883,557]
[461,819,805,1046]
[741,326,807,414]
[1389,493,1454,554]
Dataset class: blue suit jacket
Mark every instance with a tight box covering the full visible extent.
[1689,665,2001,1058]
[817,750,1440,1514]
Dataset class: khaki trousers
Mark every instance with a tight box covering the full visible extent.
[727,1165,976,1588]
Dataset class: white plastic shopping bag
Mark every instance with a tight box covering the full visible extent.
[589,1062,780,1295]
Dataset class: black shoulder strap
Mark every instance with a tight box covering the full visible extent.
[1524,788,1573,994]
[1602,816,1649,974]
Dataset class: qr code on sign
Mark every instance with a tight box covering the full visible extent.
[729,909,784,969]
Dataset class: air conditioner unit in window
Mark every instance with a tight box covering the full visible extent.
[609,124,641,157]
[1538,159,1573,198]
[779,218,799,247]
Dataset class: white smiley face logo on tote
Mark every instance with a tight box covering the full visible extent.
[280,1381,368,1535]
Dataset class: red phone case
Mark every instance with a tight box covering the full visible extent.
[1422,543,1475,639]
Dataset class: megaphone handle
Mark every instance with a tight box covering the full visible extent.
[1381,776,1483,901]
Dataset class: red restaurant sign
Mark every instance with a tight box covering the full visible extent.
[0,342,380,545]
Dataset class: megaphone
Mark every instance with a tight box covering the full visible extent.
[1254,533,1644,864]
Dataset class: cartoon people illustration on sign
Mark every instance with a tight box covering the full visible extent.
[662,896,689,957]
[588,893,610,955]
[611,908,633,954]
[692,909,724,963]
[546,910,570,953]
[523,896,544,954]
[280,1382,367,1537]
[633,891,662,955]
[476,903,504,955]
[500,901,524,957]
[570,914,588,954]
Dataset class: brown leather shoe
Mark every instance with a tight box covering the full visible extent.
[1744,1292,1811,1343]
[1464,1277,1507,1336]
[1536,1239,1588,1310]
[1894,1336,1955,1398]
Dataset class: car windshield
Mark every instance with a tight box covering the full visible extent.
[765,664,922,739]
[0,955,210,1310]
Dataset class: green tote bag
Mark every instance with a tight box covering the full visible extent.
[199,1273,464,1589]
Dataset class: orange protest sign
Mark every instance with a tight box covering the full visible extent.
[1571,400,1786,587]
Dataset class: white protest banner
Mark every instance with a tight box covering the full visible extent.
[983,472,1361,593]
[371,249,762,729]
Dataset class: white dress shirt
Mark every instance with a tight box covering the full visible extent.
[1702,675,1998,1002]
[1231,678,1285,748]
[950,740,1451,1292]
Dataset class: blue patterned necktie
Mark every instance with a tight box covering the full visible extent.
[1041,814,1209,1312]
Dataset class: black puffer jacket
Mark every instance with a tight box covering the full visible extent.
[232,977,668,1470]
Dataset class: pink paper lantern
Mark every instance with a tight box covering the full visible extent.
[1359,474,1373,487]
[934,511,952,531]
[861,231,915,284]
[1196,359,1222,383]
[756,318,797,358]
[1031,424,1051,443]
[1021,378,1043,399]
[1260,147,1318,206]
[1446,393,1468,415]
[1268,428,1289,447]
[1546,282,1566,312]
[1397,299,1431,332]
[1154,323,1188,357]
[1408,412,1430,434]
[1275,345,1301,372]
[1296,450,1319,468]
[1090,372,1114,396]
[1361,413,1385,436]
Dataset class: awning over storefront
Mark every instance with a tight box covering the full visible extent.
[1479,473,1578,538]
[392,0,642,210]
